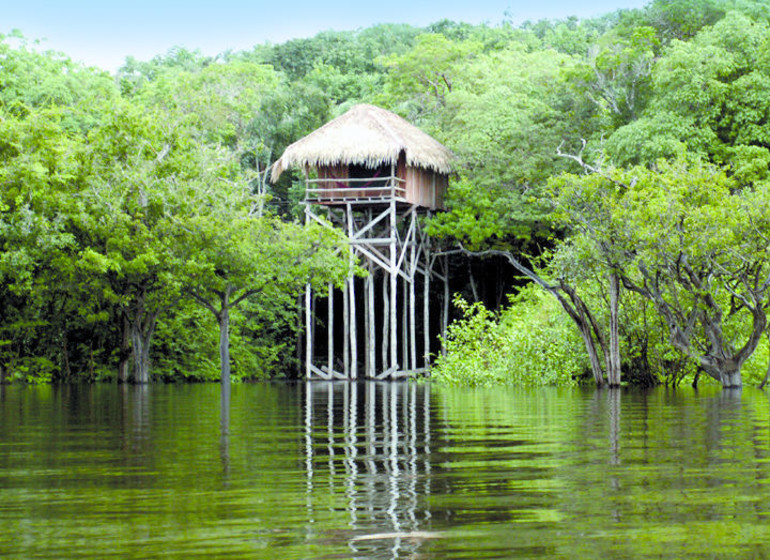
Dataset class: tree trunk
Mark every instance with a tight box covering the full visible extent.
[759,331,770,390]
[118,315,131,383]
[129,319,154,384]
[577,321,605,387]
[607,271,622,387]
[219,289,231,385]
[61,331,72,381]
[721,366,742,389]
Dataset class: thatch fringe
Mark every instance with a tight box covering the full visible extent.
[271,104,454,181]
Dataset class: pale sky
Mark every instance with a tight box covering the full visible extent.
[4,0,650,72]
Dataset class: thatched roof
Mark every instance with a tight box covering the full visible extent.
[271,104,454,181]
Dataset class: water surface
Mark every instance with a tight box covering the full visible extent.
[1,382,769,559]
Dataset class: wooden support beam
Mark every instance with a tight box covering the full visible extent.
[343,267,349,377]
[310,364,331,380]
[423,218,431,369]
[327,283,334,377]
[376,365,399,380]
[409,212,417,371]
[347,204,358,380]
[367,265,376,378]
[349,206,391,240]
[364,269,370,378]
[442,255,450,357]
[402,275,408,371]
[304,208,313,379]
[389,199,398,371]
[382,273,389,373]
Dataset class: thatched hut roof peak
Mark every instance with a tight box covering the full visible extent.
[271,104,454,181]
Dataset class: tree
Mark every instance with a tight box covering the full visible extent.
[606,12,770,169]
[428,46,584,246]
[381,33,483,117]
[172,210,349,384]
[598,160,770,388]
[74,101,226,382]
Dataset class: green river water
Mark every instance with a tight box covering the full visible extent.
[1,382,769,559]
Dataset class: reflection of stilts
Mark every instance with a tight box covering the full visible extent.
[304,381,433,558]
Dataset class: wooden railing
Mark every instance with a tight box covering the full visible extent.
[305,176,407,204]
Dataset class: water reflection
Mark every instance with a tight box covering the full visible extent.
[304,381,432,559]
[220,382,231,477]
[2,383,770,559]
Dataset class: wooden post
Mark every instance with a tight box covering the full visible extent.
[328,283,334,376]
[305,283,312,378]
[442,255,450,357]
[304,207,313,378]
[382,274,389,372]
[311,292,317,358]
[343,267,350,377]
[389,199,398,371]
[402,276,408,371]
[364,270,370,378]
[347,204,357,380]
[423,222,431,369]
[367,265,376,378]
[409,213,417,372]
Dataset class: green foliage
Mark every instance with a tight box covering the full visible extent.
[8,4,770,386]
[432,288,584,387]
[607,12,770,168]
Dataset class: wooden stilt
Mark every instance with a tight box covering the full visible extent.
[305,283,312,378]
[442,256,450,357]
[328,283,334,376]
[311,292,317,357]
[382,274,389,372]
[389,200,398,371]
[409,214,417,371]
[343,269,350,377]
[402,277,408,371]
[423,230,431,369]
[304,207,313,378]
[367,265,376,378]
[364,270,370,378]
[347,204,357,380]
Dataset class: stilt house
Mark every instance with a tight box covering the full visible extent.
[272,104,454,380]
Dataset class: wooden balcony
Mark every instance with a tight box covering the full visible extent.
[305,176,407,205]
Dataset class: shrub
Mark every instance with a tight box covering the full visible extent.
[432,286,585,386]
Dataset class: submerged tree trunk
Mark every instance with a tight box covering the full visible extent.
[577,321,606,387]
[187,285,245,385]
[129,317,155,384]
[760,331,770,390]
[607,271,622,387]
[61,331,72,381]
[118,315,131,383]
[627,261,766,390]
[219,299,231,386]
[720,367,742,389]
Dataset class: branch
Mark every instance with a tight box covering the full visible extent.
[185,288,221,319]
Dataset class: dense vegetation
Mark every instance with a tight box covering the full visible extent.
[3,0,770,386]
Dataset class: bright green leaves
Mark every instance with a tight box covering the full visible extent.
[607,12,770,169]
[551,159,770,384]
[381,33,483,114]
